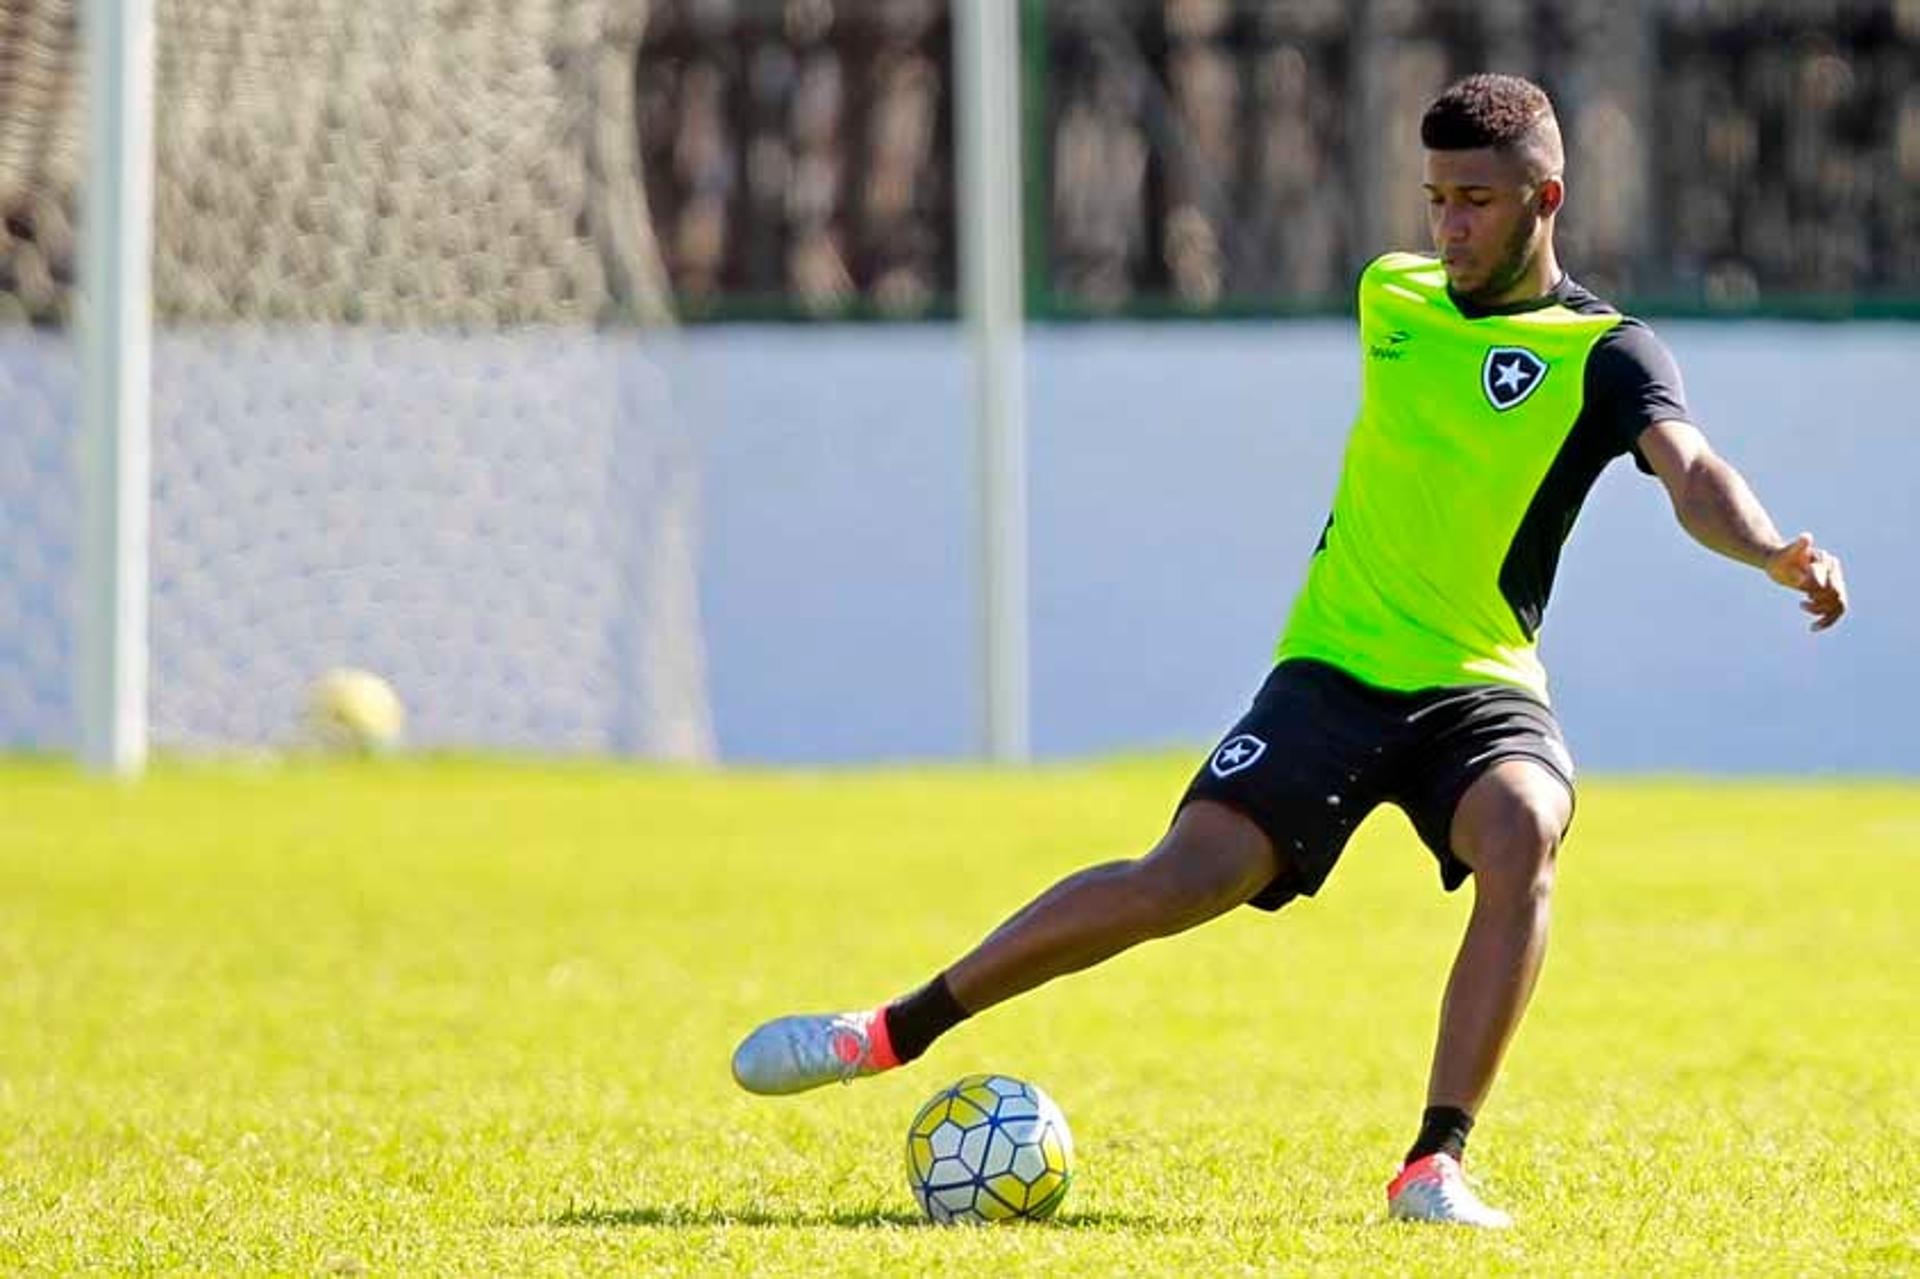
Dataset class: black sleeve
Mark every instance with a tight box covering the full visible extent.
[1583,319,1693,474]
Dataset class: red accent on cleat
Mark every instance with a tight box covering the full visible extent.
[866,1006,902,1070]
[1388,1154,1442,1201]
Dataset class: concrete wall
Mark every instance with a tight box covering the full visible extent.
[690,322,1916,773]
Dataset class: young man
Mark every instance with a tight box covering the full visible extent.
[730,74,1848,1227]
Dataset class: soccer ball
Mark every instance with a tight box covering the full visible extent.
[305,667,405,755]
[905,1074,1073,1225]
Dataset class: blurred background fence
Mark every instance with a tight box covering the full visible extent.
[1,0,1915,768]
[10,0,1919,326]
[635,0,1920,319]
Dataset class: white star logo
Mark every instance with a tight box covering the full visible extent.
[1209,734,1267,778]
[1481,346,1548,410]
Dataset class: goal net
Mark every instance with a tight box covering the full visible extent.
[0,0,715,758]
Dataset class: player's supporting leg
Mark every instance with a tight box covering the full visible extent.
[1389,758,1569,1228]
[730,799,1280,1095]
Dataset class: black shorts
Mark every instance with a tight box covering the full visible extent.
[1180,659,1576,910]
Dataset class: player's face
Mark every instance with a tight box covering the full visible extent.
[1422,147,1547,302]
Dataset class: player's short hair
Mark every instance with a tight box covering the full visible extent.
[1421,74,1563,176]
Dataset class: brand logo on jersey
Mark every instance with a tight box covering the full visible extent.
[1367,330,1412,362]
[1209,734,1267,778]
[1482,346,1547,410]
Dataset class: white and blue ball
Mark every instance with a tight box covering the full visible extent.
[905,1073,1073,1225]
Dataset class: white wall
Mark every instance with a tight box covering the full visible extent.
[689,322,1916,773]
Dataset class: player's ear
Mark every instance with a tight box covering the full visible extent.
[1536,177,1565,217]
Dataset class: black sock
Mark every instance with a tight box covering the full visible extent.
[883,974,971,1064]
[1406,1105,1475,1165]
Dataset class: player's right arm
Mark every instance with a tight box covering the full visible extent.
[1637,420,1849,631]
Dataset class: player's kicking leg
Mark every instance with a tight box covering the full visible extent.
[1386,758,1568,1228]
[729,798,1278,1095]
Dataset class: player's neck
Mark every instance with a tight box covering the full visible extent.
[1475,243,1564,309]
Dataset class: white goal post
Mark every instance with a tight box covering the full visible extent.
[77,0,154,777]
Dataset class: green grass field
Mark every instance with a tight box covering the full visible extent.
[0,759,1912,1275]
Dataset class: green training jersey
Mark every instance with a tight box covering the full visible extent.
[1277,252,1691,701]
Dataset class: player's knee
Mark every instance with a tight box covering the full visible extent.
[1469,801,1561,904]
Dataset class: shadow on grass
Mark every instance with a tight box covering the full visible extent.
[548,1205,1208,1231]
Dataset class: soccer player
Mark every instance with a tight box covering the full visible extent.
[730,73,1848,1226]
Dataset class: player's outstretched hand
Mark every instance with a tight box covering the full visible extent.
[1765,532,1848,631]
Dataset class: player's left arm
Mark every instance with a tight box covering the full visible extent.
[1638,420,1848,631]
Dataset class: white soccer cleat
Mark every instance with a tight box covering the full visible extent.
[730,1009,899,1096]
[1386,1152,1514,1228]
